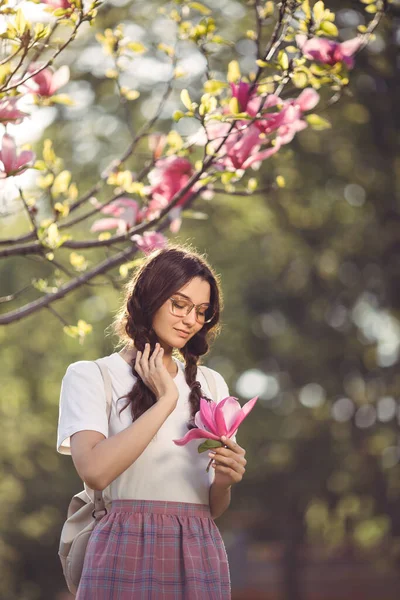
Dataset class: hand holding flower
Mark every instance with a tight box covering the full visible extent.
[173,394,258,474]
[208,435,247,489]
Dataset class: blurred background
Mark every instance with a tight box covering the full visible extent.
[1,0,400,599]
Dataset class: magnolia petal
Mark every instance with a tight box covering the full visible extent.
[295,34,307,50]
[214,397,235,437]
[340,37,363,57]
[296,88,320,112]
[217,396,242,433]
[0,134,17,173]
[199,397,217,433]
[52,65,70,94]
[227,396,258,437]
[16,150,35,170]
[90,218,123,232]
[173,427,220,446]
[241,143,280,169]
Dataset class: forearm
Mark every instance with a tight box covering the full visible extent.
[209,482,231,520]
[83,398,174,490]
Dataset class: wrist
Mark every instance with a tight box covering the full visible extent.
[212,481,232,492]
[157,394,177,412]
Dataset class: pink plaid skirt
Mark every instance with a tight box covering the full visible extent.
[76,499,231,599]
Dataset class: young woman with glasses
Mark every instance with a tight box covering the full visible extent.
[57,245,247,599]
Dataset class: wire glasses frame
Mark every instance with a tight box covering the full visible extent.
[169,296,215,324]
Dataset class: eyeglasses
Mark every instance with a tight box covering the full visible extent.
[169,296,215,324]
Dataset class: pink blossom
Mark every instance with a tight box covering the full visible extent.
[0,134,35,178]
[148,133,167,160]
[143,156,194,232]
[173,395,258,446]
[200,120,265,171]
[198,88,319,172]
[41,0,73,8]
[0,99,28,125]
[90,198,142,235]
[147,156,194,210]
[27,65,70,97]
[131,231,168,255]
[230,81,257,112]
[296,35,363,69]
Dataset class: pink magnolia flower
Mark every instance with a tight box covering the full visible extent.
[41,0,73,8]
[26,65,70,97]
[131,231,168,255]
[146,156,194,211]
[90,198,142,235]
[143,156,195,232]
[173,395,258,446]
[148,133,167,160]
[296,35,363,69]
[230,81,257,112]
[201,120,269,171]
[0,134,35,178]
[0,99,28,125]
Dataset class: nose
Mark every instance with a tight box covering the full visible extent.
[182,307,197,328]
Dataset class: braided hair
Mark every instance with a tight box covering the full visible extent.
[112,244,223,428]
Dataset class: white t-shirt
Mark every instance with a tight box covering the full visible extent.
[57,352,234,505]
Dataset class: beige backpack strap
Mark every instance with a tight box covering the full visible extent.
[199,366,218,402]
[94,359,113,422]
[91,359,113,519]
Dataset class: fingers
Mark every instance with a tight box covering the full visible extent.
[209,449,247,471]
[136,343,164,377]
[214,446,247,463]
[221,436,246,456]
[212,464,243,483]
[155,344,164,368]
[149,342,161,370]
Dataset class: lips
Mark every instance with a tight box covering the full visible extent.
[175,329,190,337]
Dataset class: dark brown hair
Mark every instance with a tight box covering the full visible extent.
[112,244,223,426]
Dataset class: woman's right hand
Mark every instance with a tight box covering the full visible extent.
[135,342,179,408]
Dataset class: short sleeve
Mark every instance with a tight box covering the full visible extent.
[57,361,108,455]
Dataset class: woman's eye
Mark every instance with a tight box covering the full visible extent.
[174,302,186,309]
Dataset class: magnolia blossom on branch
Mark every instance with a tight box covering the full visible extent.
[0,134,35,179]
[0,0,389,328]
[296,35,363,69]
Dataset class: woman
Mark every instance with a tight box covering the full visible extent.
[57,245,247,599]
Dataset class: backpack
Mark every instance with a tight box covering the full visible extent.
[58,358,113,595]
[58,359,217,596]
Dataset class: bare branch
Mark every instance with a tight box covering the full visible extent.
[0,243,138,324]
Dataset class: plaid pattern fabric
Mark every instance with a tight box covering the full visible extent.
[76,499,231,599]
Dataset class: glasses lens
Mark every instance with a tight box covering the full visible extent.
[171,298,187,317]
[171,298,215,323]
[199,306,215,323]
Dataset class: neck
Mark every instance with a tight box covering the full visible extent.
[119,344,177,375]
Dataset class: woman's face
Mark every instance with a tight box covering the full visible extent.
[152,277,211,351]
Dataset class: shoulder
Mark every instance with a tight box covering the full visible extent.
[198,365,226,386]
[62,360,104,387]
[198,364,230,402]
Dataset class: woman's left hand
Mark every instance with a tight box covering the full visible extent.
[209,435,247,488]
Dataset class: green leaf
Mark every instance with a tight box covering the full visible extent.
[198,439,223,454]
[306,114,332,130]
[319,21,338,37]
[313,0,325,22]
[227,60,240,83]
[180,89,192,111]
[188,1,211,15]
[173,110,185,121]
[277,50,289,71]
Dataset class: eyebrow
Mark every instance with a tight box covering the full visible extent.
[173,292,210,306]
